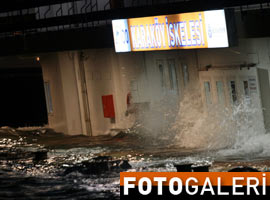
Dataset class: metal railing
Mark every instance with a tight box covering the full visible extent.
[0,0,270,39]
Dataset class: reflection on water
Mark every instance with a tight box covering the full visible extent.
[1,93,270,199]
[1,127,270,200]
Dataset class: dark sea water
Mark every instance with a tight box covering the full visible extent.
[1,127,270,199]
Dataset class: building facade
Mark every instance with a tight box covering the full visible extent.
[1,1,270,135]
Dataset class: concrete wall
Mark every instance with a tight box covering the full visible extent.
[83,49,118,136]
[41,53,67,133]
[195,38,270,132]
[58,52,83,134]
[41,52,83,135]
[40,37,270,136]
[40,47,200,136]
[43,49,141,136]
[197,38,270,78]
[82,49,146,136]
[4,5,270,136]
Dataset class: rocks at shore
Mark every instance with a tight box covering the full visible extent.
[0,148,48,162]
[64,156,132,175]
[174,163,260,172]
[174,163,211,172]
[228,166,259,172]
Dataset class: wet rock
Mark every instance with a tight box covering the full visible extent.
[92,156,112,162]
[119,160,132,170]
[110,160,132,171]
[0,149,32,160]
[174,163,193,172]
[174,164,211,172]
[228,166,260,172]
[33,150,48,162]
[192,165,210,172]
[64,157,132,175]
[0,148,48,163]
[81,160,111,174]
[112,131,127,139]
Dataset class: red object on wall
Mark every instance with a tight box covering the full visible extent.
[127,92,131,108]
[102,95,115,118]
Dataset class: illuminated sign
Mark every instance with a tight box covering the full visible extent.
[112,10,229,52]
[112,19,131,52]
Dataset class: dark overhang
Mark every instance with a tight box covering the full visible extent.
[0,0,270,56]
[0,0,83,13]
[0,25,113,56]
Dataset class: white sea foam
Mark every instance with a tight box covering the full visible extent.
[172,89,270,159]
[132,87,270,159]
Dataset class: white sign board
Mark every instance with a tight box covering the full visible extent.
[112,9,229,52]
[112,19,131,53]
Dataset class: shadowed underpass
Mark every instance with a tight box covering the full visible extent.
[0,67,48,127]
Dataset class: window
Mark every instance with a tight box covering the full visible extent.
[168,59,178,90]
[44,82,53,114]
[157,60,165,88]
[157,59,179,93]
[204,81,212,105]
[216,81,225,105]
[229,81,237,103]
[182,64,189,86]
[243,80,249,96]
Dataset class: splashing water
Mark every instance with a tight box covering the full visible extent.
[132,90,179,145]
[171,89,270,159]
[129,84,270,160]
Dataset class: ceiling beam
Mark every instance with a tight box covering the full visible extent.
[0,0,83,13]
